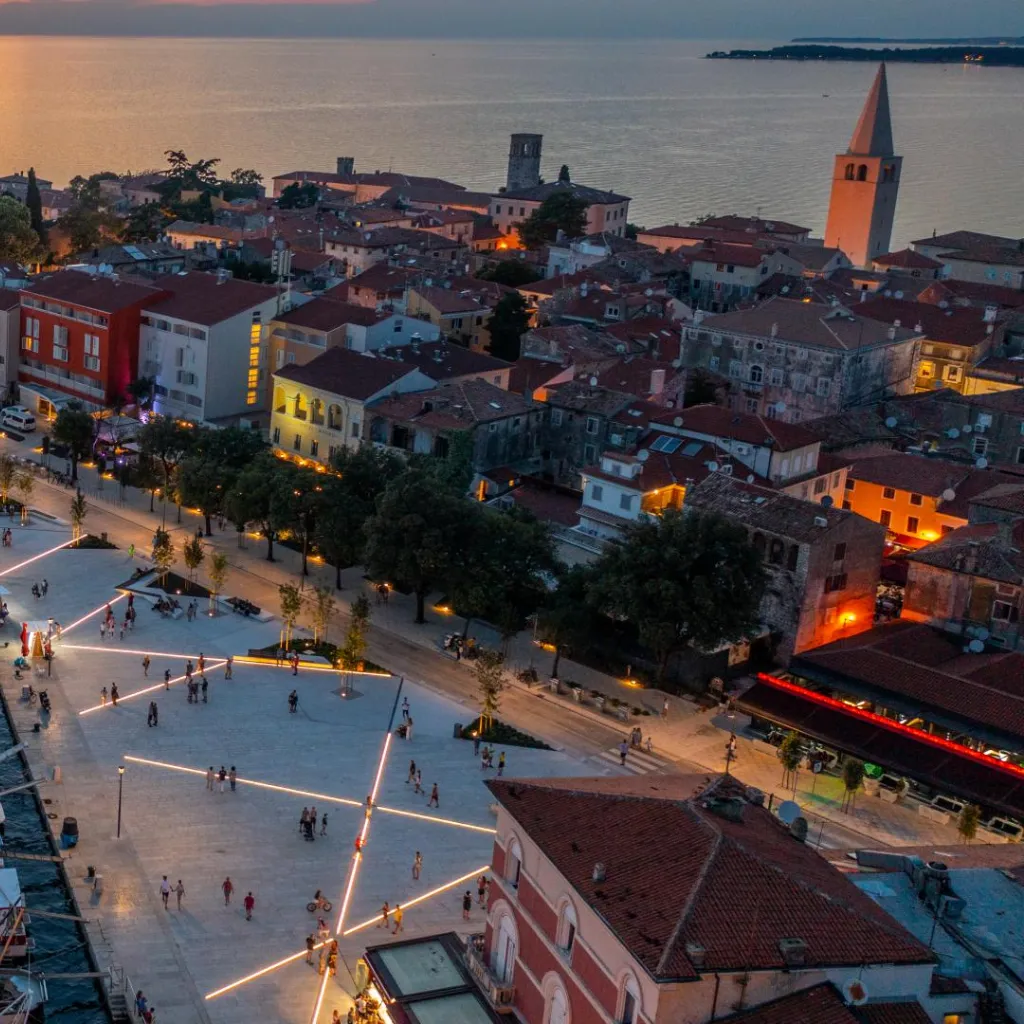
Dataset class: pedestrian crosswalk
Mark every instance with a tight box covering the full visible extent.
[594,745,672,776]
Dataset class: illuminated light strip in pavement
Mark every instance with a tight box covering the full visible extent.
[61,593,127,636]
[78,661,226,715]
[0,538,77,577]
[62,644,205,659]
[232,656,391,678]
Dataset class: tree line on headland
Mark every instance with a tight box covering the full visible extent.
[706,45,1024,66]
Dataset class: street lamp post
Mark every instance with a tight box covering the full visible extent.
[116,765,125,838]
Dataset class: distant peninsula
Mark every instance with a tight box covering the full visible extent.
[793,36,1024,45]
[706,44,1024,67]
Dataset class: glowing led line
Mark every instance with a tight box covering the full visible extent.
[205,864,491,1000]
[62,593,127,636]
[123,755,363,808]
[62,645,205,659]
[79,661,226,715]
[232,656,392,678]
[342,864,489,936]
[375,804,495,834]
[0,538,76,577]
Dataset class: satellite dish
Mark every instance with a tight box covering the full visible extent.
[820,495,834,508]
[777,800,802,826]
[781,285,790,294]
[588,376,598,387]
[894,289,904,300]
[707,460,719,472]
[962,424,973,433]
[673,416,683,427]
[883,289,892,297]
[746,474,755,483]
[942,488,957,502]
[977,627,990,641]
[938,300,949,309]
[964,626,977,639]
[842,979,869,1006]
[884,416,898,428]
[637,449,650,462]
[775,401,787,414]
[976,457,988,469]
[947,428,960,439]
[969,639,985,654]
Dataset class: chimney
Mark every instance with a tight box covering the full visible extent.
[580,282,589,298]
[778,938,808,967]
[649,368,666,396]
[336,156,355,176]
[984,304,998,324]
[592,862,606,883]
[693,309,705,326]
[887,325,896,340]
[770,322,778,338]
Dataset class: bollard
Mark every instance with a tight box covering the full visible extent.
[52,766,61,784]
[93,874,104,894]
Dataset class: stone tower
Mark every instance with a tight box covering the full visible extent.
[506,133,543,191]
[824,64,902,268]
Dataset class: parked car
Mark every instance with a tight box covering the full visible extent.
[0,407,35,433]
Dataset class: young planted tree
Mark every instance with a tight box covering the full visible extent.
[841,758,866,813]
[207,551,229,615]
[70,489,88,544]
[475,650,506,734]
[958,803,981,845]
[182,535,205,584]
[339,594,370,669]
[151,529,174,583]
[52,402,96,483]
[278,583,303,650]
[778,731,803,790]
[0,454,16,505]
[309,585,338,646]
[14,471,33,523]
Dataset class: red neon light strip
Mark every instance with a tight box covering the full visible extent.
[755,672,1024,782]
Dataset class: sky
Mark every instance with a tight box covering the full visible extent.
[0,0,1020,38]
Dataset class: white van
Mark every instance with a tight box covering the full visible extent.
[0,407,36,433]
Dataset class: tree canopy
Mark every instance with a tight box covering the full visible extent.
[487,292,531,361]
[475,260,542,287]
[517,191,589,249]
[278,182,319,209]
[51,403,96,482]
[0,196,42,264]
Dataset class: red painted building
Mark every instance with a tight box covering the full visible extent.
[19,272,165,411]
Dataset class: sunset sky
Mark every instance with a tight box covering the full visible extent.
[0,0,1019,37]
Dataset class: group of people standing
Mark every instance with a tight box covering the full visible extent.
[299,806,327,841]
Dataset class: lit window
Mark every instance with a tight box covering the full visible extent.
[907,516,920,534]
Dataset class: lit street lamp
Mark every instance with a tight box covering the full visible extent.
[116,764,125,838]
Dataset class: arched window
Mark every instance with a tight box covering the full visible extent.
[310,397,324,425]
[749,365,764,384]
[328,403,343,431]
[619,973,642,1024]
[882,163,897,183]
[273,385,286,413]
[857,164,868,182]
[557,899,578,954]
[493,913,518,984]
[506,838,522,889]
[752,532,766,558]
[787,545,800,571]
[293,391,308,419]
[768,538,784,565]
[844,163,855,180]
[544,979,569,1024]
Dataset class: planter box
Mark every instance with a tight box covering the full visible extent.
[879,788,901,804]
[917,804,951,825]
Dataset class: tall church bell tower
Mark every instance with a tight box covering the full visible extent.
[824,64,902,268]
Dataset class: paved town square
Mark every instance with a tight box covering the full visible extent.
[0,521,587,1023]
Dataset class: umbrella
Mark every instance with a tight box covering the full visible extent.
[19,623,28,658]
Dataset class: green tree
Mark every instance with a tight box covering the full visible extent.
[139,416,195,527]
[52,402,95,483]
[126,376,157,411]
[67,172,118,209]
[625,222,643,240]
[364,470,475,624]
[14,471,33,522]
[230,168,263,188]
[183,535,205,583]
[25,168,44,241]
[409,430,475,497]
[539,565,599,679]
[841,757,865,813]
[684,370,721,408]
[151,528,174,582]
[590,509,767,683]
[778,731,803,788]
[0,454,16,505]
[278,182,318,209]
[0,196,41,264]
[487,292,531,361]
[57,205,122,252]
[163,150,221,191]
[557,164,571,183]
[340,593,370,668]
[70,489,88,544]
[124,202,172,242]
[309,585,338,646]
[475,650,506,733]
[224,453,294,560]
[179,457,229,536]
[278,583,303,650]
[517,191,589,249]
[207,550,229,615]
[475,261,542,287]
[958,803,981,844]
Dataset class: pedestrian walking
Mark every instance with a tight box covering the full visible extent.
[218,767,227,793]
[320,812,327,836]
[152,703,158,726]
[206,767,215,791]
[128,543,135,560]
[477,874,487,905]
[662,696,669,719]
[110,683,119,706]
[164,669,171,690]
[619,739,629,766]
[328,939,338,975]
[197,653,205,675]
[229,766,237,792]
[405,715,413,740]
[473,733,481,756]
[142,656,150,678]
[291,651,299,676]
[392,904,403,934]
[275,647,284,667]
[222,877,233,905]
[300,807,309,834]
[427,783,439,808]
[100,687,108,706]
[159,876,170,909]
[412,851,422,880]
[288,690,298,713]
[146,701,156,727]
[174,880,185,910]
[135,990,147,1017]
[407,760,416,784]
[201,677,209,703]
[318,947,326,976]
[305,934,315,965]
[243,892,255,921]
[185,659,193,678]
[497,752,506,777]
[99,621,106,641]
[401,697,410,720]
[224,656,233,680]
[462,891,472,920]
[317,917,328,942]
[378,902,389,928]
[414,770,423,795]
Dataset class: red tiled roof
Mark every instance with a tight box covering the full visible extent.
[368,378,534,429]
[715,984,857,1024]
[488,774,930,980]
[872,248,943,270]
[273,297,382,332]
[858,297,995,347]
[857,1002,933,1024]
[23,271,163,314]
[273,347,424,401]
[698,214,811,237]
[347,263,420,296]
[847,453,969,497]
[917,279,1024,310]
[907,521,1024,584]
[652,402,819,452]
[412,284,492,316]
[145,272,277,326]
[500,481,581,527]
[680,241,768,268]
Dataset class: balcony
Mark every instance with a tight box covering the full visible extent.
[463,934,515,1013]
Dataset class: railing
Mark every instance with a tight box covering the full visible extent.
[464,933,515,1012]
[293,409,308,421]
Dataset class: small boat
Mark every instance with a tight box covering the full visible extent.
[0,869,33,963]
[0,974,47,1021]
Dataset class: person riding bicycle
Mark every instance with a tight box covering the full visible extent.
[312,890,329,911]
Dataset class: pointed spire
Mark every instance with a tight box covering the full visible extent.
[847,64,894,157]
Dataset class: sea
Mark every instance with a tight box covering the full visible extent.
[0,36,1022,247]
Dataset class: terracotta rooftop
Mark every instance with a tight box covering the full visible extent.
[500,179,630,205]
[847,453,970,497]
[273,347,424,401]
[775,243,846,272]
[368,377,534,430]
[699,297,919,351]
[347,262,421,297]
[23,271,162,314]
[917,278,1024,310]
[592,357,683,399]
[653,402,820,452]
[697,214,811,237]
[412,284,492,316]
[488,774,930,981]
[273,297,383,333]
[872,248,943,270]
[968,481,1024,515]
[389,340,509,382]
[680,241,768,269]
[145,272,277,326]
[907,521,1024,585]
[326,226,464,251]
[858,297,995,347]
[911,229,1021,251]
[714,983,857,1024]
